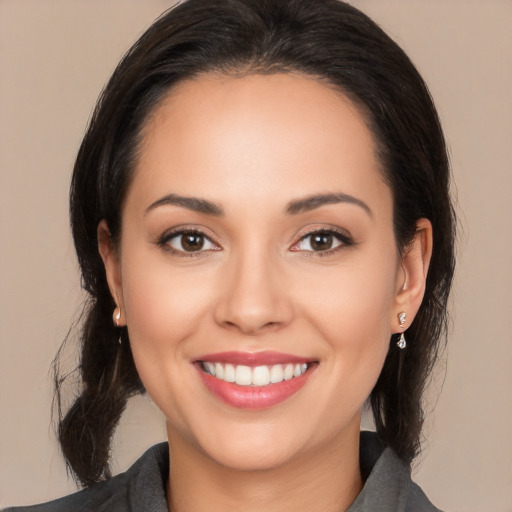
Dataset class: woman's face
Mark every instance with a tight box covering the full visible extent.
[101,73,428,471]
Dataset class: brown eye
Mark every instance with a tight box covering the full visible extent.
[181,233,205,251]
[310,233,334,251]
[294,230,348,253]
[167,231,216,253]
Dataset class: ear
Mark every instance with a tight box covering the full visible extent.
[97,219,125,326]
[392,218,433,332]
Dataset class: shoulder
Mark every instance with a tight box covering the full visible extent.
[349,431,444,512]
[405,480,444,512]
[2,443,169,512]
[2,477,127,512]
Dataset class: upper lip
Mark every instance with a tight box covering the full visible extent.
[196,351,315,366]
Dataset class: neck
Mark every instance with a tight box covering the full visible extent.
[165,424,363,512]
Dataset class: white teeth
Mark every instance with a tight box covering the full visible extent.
[252,366,271,386]
[201,361,309,387]
[235,365,252,386]
[283,364,294,380]
[224,363,236,383]
[215,362,224,380]
[270,364,284,383]
[205,362,215,376]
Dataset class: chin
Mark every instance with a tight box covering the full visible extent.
[205,437,305,472]
[176,416,310,472]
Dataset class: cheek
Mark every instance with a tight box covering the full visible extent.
[298,250,398,341]
[119,245,217,365]
[295,249,398,404]
[118,247,220,424]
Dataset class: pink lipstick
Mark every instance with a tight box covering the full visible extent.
[195,351,316,409]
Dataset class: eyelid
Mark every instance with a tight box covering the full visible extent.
[156,226,221,255]
[290,226,354,254]
[155,225,353,256]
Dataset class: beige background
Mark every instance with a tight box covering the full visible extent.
[1,1,511,510]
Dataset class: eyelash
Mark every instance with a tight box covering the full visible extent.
[157,228,219,257]
[156,227,354,257]
[291,228,354,257]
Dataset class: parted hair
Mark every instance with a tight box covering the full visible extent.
[57,0,456,486]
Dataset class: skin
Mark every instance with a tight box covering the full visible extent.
[99,73,432,512]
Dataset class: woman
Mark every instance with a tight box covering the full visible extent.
[4,0,455,510]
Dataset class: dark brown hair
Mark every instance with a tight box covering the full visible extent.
[57,0,456,486]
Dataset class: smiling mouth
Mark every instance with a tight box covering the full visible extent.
[199,361,312,387]
[195,352,318,408]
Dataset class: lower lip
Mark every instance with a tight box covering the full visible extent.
[196,365,314,410]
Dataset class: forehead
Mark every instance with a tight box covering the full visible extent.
[129,73,389,213]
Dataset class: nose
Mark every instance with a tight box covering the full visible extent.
[213,248,294,335]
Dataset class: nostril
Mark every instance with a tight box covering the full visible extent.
[213,276,294,334]
[220,318,282,335]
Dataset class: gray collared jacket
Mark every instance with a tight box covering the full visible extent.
[3,432,443,511]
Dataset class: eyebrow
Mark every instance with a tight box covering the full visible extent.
[145,192,372,218]
[285,193,372,217]
[145,194,224,216]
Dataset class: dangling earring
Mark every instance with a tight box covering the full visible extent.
[113,307,121,326]
[113,306,122,344]
[397,311,407,349]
